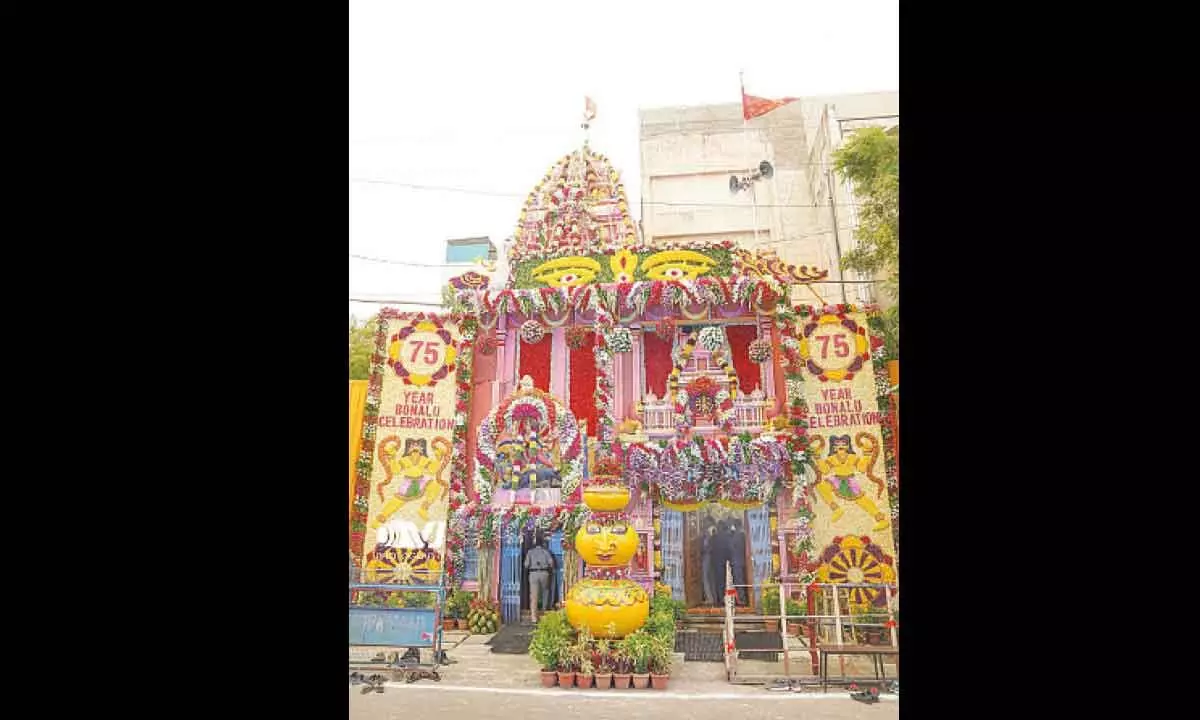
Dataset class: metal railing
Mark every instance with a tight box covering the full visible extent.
[720,561,898,684]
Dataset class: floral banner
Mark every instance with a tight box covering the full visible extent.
[791,305,897,565]
[354,312,469,584]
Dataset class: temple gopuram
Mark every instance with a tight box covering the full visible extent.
[352,124,899,629]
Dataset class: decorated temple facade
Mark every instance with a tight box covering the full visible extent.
[352,128,899,628]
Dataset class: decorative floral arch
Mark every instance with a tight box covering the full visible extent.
[474,379,583,503]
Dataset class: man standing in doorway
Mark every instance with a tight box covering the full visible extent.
[711,520,733,605]
[525,534,555,624]
[729,520,748,606]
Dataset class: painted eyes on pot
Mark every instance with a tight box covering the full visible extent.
[586,525,601,534]
[609,524,628,535]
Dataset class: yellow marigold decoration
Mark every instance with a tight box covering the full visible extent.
[531,256,602,287]
[815,535,897,610]
[642,250,717,281]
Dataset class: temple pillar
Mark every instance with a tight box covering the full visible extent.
[550,327,567,400]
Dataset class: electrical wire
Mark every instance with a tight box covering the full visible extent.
[350,178,862,209]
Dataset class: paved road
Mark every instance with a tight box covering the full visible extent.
[349,683,898,720]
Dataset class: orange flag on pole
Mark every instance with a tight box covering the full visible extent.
[741,84,798,121]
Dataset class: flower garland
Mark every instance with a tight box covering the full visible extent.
[592,294,617,460]
[773,306,820,584]
[618,435,795,507]
[446,277,788,323]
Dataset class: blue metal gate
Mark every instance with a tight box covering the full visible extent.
[549,529,564,608]
[746,504,773,609]
[660,509,685,600]
[500,521,522,624]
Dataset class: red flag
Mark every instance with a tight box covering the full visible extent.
[742,86,798,121]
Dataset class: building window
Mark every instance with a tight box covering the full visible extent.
[445,238,496,265]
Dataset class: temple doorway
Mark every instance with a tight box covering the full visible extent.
[681,505,752,609]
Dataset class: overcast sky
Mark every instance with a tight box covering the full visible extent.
[349,0,898,320]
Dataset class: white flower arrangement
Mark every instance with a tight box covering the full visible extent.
[606,327,633,353]
[519,319,546,344]
[697,325,726,352]
[748,338,772,363]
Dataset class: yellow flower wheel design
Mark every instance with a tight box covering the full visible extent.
[364,546,442,585]
[815,536,896,608]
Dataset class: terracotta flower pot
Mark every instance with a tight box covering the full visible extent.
[650,673,669,690]
[594,673,613,689]
[443,619,457,631]
[457,619,469,631]
[612,673,632,689]
[540,670,557,688]
[575,673,593,688]
[556,671,576,688]
[632,673,650,689]
[764,620,780,633]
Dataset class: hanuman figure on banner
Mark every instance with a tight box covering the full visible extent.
[371,436,451,526]
[811,434,888,531]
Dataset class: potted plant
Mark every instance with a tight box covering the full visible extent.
[762,587,781,632]
[619,630,653,689]
[529,614,569,688]
[784,598,807,636]
[611,646,633,689]
[555,641,579,689]
[648,634,673,690]
[572,627,594,688]
[592,637,614,689]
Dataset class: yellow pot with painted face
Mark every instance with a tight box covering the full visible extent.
[574,518,638,567]
[565,578,649,638]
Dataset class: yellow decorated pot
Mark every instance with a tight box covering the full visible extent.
[575,518,638,566]
[582,483,631,512]
[565,578,650,638]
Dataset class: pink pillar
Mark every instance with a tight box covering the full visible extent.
[758,316,776,402]
[550,327,567,400]
[631,326,645,410]
[499,315,517,399]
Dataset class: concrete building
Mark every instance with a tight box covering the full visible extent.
[639,91,897,306]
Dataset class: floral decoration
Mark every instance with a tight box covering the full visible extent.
[748,337,773,364]
[566,325,590,350]
[446,276,788,323]
[606,326,633,354]
[385,314,459,387]
[654,317,676,342]
[519,319,547,345]
[697,325,726,352]
[351,311,476,576]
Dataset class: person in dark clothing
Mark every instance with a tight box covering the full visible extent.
[524,536,555,623]
[710,520,733,605]
[700,522,717,605]
[729,520,749,606]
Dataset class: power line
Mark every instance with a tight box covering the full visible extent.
[350,253,477,268]
[350,178,862,209]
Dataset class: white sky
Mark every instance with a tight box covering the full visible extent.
[349,0,898,320]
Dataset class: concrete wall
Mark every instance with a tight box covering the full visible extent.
[639,91,898,308]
